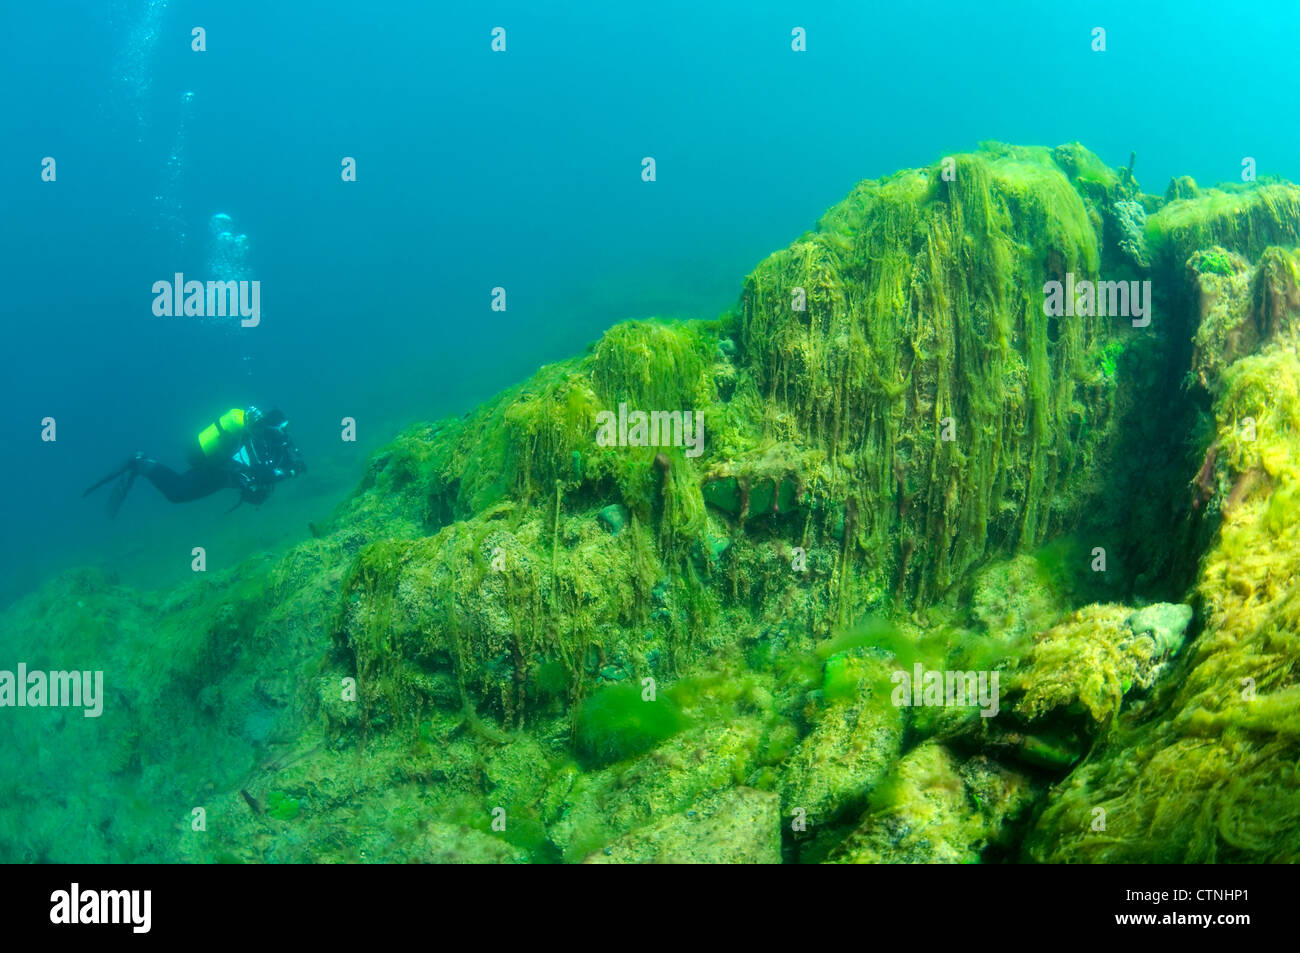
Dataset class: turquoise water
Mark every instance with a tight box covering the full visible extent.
[2,0,1297,605]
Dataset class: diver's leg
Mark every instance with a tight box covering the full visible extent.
[135,460,228,503]
[86,454,228,514]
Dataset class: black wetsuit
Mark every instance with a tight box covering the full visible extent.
[85,418,304,515]
[133,458,234,503]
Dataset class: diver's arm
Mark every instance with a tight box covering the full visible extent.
[231,463,274,504]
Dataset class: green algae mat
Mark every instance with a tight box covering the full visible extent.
[4,142,1300,864]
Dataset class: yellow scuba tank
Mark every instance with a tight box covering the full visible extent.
[194,408,247,462]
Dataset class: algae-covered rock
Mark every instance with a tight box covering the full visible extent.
[326,142,1158,734]
[597,503,628,534]
[778,653,905,827]
[334,500,668,727]
[1113,198,1150,267]
[741,142,1125,606]
[1126,603,1193,657]
[547,719,765,862]
[1189,246,1300,393]
[699,443,817,523]
[1165,175,1199,202]
[830,743,1036,864]
[969,553,1069,645]
[1006,602,1191,730]
[423,823,531,864]
[582,787,780,864]
[189,157,1300,863]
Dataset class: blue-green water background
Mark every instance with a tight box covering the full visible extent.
[2,0,1296,607]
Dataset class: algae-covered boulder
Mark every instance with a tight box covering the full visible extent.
[1188,245,1300,392]
[327,142,1148,732]
[778,652,905,827]
[0,548,333,864]
[583,787,780,864]
[830,743,1036,864]
[1165,175,1199,202]
[1007,602,1192,730]
[546,719,766,862]
[423,823,531,864]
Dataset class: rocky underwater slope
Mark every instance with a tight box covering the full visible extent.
[3,142,1299,863]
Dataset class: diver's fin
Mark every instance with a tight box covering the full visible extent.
[83,453,145,498]
[83,462,130,497]
[106,471,138,519]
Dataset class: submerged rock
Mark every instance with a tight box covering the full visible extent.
[597,503,628,534]
[830,743,1036,864]
[583,787,780,864]
[779,653,905,828]
[1165,175,1199,201]
[1007,602,1196,731]
[1126,603,1193,657]
[1112,198,1150,267]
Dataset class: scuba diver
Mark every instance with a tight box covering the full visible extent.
[84,406,306,517]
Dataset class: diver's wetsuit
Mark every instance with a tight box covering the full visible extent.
[84,409,305,516]
[132,457,233,503]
